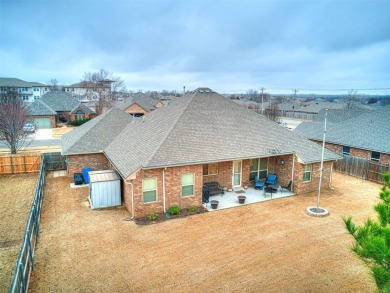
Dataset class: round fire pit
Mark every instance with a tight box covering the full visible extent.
[306,206,329,217]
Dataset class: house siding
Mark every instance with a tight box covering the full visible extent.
[313,141,390,165]
[126,165,203,218]
[67,153,110,177]
[124,104,149,115]
[293,161,333,194]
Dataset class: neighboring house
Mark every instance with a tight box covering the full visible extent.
[28,92,95,128]
[294,107,390,164]
[63,80,113,101]
[61,88,341,218]
[117,92,164,116]
[0,77,49,103]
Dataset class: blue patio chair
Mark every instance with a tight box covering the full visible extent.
[254,176,264,190]
[265,174,277,186]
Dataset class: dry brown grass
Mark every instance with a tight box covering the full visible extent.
[0,174,37,292]
[29,172,380,292]
[52,127,75,139]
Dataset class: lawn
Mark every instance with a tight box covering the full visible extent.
[29,172,380,292]
[0,174,37,292]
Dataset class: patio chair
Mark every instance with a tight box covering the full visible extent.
[254,176,264,190]
[265,174,277,186]
[281,180,292,193]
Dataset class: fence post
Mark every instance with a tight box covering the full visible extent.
[18,262,26,292]
[26,230,35,270]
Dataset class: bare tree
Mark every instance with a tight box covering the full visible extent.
[47,78,60,91]
[265,100,279,121]
[0,91,30,154]
[345,90,361,110]
[82,69,126,115]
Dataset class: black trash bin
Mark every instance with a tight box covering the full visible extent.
[74,173,84,185]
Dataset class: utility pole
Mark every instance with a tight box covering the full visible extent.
[260,87,266,115]
[292,89,299,118]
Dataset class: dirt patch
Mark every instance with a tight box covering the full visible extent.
[29,173,380,292]
[0,174,37,292]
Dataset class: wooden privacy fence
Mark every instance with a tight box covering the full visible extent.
[0,152,66,174]
[334,155,390,184]
[8,155,46,293]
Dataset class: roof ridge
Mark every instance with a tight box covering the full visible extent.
[143,91,197,167]
[38,98,56,114]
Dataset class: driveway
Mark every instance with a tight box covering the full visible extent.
[29,172,380,292]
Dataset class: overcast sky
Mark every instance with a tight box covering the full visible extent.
[1,0,389,94]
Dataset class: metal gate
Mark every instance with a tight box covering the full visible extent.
[42,152,67,171]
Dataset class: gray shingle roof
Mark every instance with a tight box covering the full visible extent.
[27,99,56,116]
[61,108,133,155]
[28,92,95,115]
[313,108,368,124]
[119,92,159,112]
[0,77,46,87]
[294,107,390,154]
[105,88,341,178]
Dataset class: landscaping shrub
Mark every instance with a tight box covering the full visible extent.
[168,205,180,215]
[187,205,197,212]
[70,118,90,126]
[147,211,158,221]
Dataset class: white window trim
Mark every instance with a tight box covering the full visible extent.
[303,164,312,182]
[342,146,350,155]
[142,177,158,203]
[182,173,195,197]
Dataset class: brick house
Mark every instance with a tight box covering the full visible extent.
[294,108,390,165]
[28,92,95,128]
[62,88,341,218]
[118,92,164,116]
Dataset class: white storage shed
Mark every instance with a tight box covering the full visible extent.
[89,170,121,209]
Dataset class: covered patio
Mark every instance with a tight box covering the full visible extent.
[203,187,294,212]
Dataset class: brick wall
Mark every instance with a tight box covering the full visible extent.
[268,155,295,187]
[126,165,203,218]
[67,153,110,177]
[313,140,390,165]
[293,160,333,194]
[203,161,232,189]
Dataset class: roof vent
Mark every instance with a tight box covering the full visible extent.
[205,90,210,93]
[199,90,204,93]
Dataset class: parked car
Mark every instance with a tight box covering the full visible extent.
[23,123,36,133]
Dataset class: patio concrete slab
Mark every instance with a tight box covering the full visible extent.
[203,187,294,211]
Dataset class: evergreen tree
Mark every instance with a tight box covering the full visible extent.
[343,173,390,292]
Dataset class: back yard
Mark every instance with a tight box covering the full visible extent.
[29,172,380,292]
[0,174,37,292]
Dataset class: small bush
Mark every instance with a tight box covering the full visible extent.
[168,205,180,215]
[147,211,158,221]
[70,118,90,126]
[187,205,197,212]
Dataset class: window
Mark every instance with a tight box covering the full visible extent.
[182,174,194,196]
[203,163,218,176]
[249,158,268,181]
[33,87,39,91]
[303,164,312,182]
[34,96,39,100]
[143,178,157,203]
[22,96,29,101]
[371,151,381,162]
[342,146,350,155]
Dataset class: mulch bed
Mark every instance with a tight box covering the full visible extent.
[135,206,208,225]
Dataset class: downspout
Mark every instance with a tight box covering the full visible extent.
[163,168,166,213]
[125,181,134,220]
[291,154,295,192]
[329,162,333,188]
